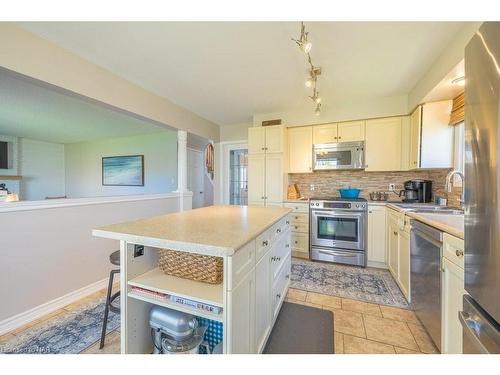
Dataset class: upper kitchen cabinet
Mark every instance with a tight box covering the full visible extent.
[288,126,313,173]
[312,121,365,144]
[337,120,365,142]
[248,125,285,154]
[365,117,402,171]
[313,123,338,144]
[408,100,454,169]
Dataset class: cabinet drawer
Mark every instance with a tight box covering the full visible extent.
[272,254,291,320]
[228,240,256,290]
[291,232,308,251]
[270,216,290,242]
[284,202,309,213]
[255,230,272,262]
[291,222,308,233]
[271,232,291,282]
[290,212,308,225]
[443,233,464,269]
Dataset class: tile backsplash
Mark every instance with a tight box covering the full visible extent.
[288,169,463,207]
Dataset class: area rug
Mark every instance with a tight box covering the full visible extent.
[291,258,409,308]
[264,302,333,354]
[1,297,120,354]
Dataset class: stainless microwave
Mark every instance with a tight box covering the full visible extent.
[313,141,365,170]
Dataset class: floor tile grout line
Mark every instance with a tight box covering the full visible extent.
[404,321,423,353]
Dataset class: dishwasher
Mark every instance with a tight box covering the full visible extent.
[410,220,443,352]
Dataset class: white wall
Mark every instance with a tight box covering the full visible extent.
[0,193,191,328]
[19,138,65,200]
[64,131,177,198]
[408,22,481,110]
[219,122,252,142]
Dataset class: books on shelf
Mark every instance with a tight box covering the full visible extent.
[130,286,222,315]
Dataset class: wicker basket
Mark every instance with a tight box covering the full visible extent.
[158,249,223,284]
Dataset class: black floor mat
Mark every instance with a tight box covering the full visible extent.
[263,301,334,354]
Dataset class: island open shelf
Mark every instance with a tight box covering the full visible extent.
[128,267,223,307]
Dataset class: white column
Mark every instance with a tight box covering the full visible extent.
[175,130,190,210]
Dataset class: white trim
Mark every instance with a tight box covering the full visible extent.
[220,140,248,205]
[0,277,110,336]
[0,192,192,213]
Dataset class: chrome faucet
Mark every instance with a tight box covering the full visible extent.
[445,170,465,208]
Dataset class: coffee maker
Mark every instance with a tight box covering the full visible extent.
[399,180,432,203]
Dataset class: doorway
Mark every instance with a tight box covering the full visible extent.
[229,148,248,205]
[187,148,204,209]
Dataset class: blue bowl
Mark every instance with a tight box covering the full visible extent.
[338,188,362,199]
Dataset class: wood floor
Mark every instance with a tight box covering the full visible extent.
[0,284,438,354]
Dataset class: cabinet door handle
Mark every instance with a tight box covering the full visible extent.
[338,136,342,140]
[286,274,290,279]
[394,231,398,235]
[456,249,464,257]
[276,228,282,233]
[276,294,281,299]
[262,240,269,246]
[369,210,373,213]
[294,240,298,244]
[286,220,290,225]
[261,147,265,151]
[285,244,289,248]
[277,256,281,261]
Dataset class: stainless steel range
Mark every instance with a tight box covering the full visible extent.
[309,197,367,267]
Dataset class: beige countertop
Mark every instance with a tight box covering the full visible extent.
[405,211,464,239]
[93,205,292,256]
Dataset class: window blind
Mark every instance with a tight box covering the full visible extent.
[449,91,465,126]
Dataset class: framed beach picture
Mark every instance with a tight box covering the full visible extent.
[102,155,144,186]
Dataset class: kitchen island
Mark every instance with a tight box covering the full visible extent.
[93,205,292,354]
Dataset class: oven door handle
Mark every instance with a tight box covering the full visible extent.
[318,250,358,257]
[311,211,365,219]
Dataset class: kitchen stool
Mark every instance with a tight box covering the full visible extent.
[99,250,120,349]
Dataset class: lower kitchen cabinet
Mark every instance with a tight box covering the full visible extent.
[386,208,411,301]
[284,202,309,259]
[255,252,271,353]
[398,227,410,299]
[441,234,466,354]
[367,205,386,266]
[228,268,256,354]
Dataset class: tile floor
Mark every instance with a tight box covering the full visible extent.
[0,284,438,354]
[285,288,439,354]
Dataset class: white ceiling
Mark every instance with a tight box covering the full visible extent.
[19,22,468,125]
[0,69,169,144]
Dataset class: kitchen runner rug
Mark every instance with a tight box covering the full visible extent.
[264,301,333,354]
[291,258,409,308]
[1,296,120,354]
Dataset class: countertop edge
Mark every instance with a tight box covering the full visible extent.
[93,207,293,257]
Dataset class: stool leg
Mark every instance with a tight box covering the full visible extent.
[99,269,118,349]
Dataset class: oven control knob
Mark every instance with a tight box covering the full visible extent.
[315,203,319,206]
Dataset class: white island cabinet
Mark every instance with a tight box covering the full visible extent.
[93,205,292,354]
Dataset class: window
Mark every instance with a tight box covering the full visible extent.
[453,122,465,186]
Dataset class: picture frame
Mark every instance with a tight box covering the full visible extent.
[102,155,144,186]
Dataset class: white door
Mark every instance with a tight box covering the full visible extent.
[288,126,313,173]
[337,120,365,142]
[187,148,204,209]
[248,127,266,154]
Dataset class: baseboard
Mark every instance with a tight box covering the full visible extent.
[367,260,388,269]
[0,277,109,336]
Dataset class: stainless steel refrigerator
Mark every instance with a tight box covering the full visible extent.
[460,21,500,354]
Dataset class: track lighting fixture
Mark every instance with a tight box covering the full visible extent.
[292,22,324,115]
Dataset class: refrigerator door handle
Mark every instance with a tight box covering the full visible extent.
[459,311,489,354]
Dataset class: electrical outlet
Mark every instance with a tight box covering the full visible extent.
[310,184,315,191]
[134,244,144,258]
[389,183,396,191]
